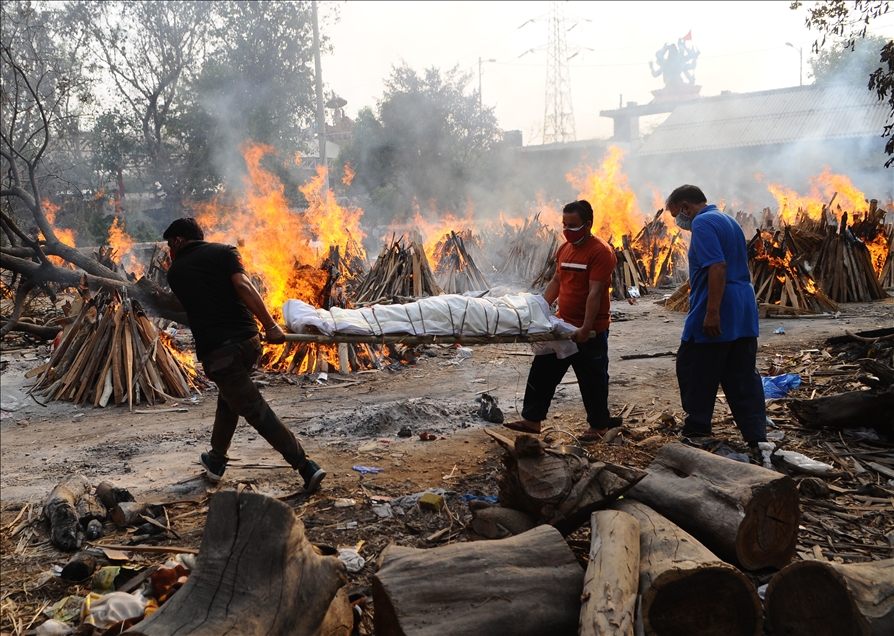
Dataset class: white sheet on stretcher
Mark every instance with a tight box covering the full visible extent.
[282,294,579,358]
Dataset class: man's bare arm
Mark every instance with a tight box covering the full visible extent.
[231,272,286,344]
[703,262,726,338]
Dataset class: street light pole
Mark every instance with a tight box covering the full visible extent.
[785,42,803,86]
[478,57,496,110]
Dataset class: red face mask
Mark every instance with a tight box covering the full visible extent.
[563,225,588,244]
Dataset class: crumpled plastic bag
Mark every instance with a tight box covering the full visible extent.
[82,591,146,628]
[35,619,73,635]
[337,548,366,573]
[761,373,801,399]
[772,449,835,476]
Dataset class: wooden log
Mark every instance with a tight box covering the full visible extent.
[126,491,347,636]
[44,475,92,551]
[611,499,763,636]
[372,525,584,636]
[111,502,155,528]
[788,391,892,433]
[60,551,97,582]
[765,559,894,636]
[76,492,107,525]
[467,501,536,539]
[579,510,640,636]
[95,481,135,509]
[626,442,799,571]
[488,431,646,535]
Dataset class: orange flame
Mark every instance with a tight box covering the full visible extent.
[762,169,868,224]
[567,146,645,247]
[193,142,366,318]
[107,217,146,278]
[41,199,77,267]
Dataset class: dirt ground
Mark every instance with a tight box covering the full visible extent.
[2,294,893,633]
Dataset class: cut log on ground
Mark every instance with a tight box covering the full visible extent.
[125,491,348,636]
[765,558,894,636]
[579,510,640,636]
[372,524,584,636]
[611,499,763,636]
[467,500,536,539]
[626,442,800,571]
[44,475,92,551]
[789,391,894,437]
[487,430,646,535]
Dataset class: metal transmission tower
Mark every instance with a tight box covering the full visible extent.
[544,1,575,144]
[520,2,589,144]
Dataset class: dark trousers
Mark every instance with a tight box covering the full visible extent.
[202,335,306,467]
[522,330,610,428]
[676,336,766,444]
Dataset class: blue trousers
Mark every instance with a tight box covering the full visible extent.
[676,336,767,444]
[522,330,611,428]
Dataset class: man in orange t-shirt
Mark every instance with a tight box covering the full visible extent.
[504,200,619,441]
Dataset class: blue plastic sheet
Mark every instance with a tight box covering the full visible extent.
[761,373,801,399]
[462,494,499,504]
[352,465,384,474]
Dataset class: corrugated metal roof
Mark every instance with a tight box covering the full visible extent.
[636,84,890,156]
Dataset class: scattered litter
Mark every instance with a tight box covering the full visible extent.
[35,619,72,635]
[418,492,446,511]
[462,494,499,504]
[337,521,358,530]
[419,431,437,441]
[391,488,452,512]
[352,466,384,474]
[772,449,835,476]
[455,347,473,359]
[757,584,768,600]
[758,442,775,470]
[372,503,394,518]
[761,373,801,399]
[715,445,749,464]
[334,498,356,508]
[82,591,146,628]
[774,327,786,334]
[337,547,366,573]
[397,426,412,438]
[844,428,881,441]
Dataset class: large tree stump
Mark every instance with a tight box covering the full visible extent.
[579,510,640,636]
[372,524,584,636]
[44,475,93,551]
[126,491,348,636]
[488,430,646,535]
[611,499,763,636]
[626,441,799,570]
[765,559,894,636]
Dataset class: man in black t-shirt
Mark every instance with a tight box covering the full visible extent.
[163,218,325,491]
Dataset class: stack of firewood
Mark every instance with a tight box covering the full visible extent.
[432,230,490,294]
[748,227,839,315]
[31,285,202,408]
[881,234,894,289]
[354,234,442,304]
[630,210,688,287]
[495,213,560,283]
[319,240,368,310]
[612,239,648,301]
[815,210,888,303]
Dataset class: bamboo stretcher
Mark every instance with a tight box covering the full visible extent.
[274,330,594,346]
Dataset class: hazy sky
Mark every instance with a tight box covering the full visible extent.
[322,1,894,144]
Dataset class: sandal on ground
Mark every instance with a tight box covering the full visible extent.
[578,428,608,442]
[503,420,542,434]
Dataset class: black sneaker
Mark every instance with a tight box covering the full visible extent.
[299,459,326,493]
[200,452,227,483]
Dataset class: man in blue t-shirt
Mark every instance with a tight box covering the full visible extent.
[665,185,766,458]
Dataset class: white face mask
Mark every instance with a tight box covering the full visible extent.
[675,212,692,231]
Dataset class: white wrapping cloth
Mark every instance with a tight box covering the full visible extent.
[283,294,554,337]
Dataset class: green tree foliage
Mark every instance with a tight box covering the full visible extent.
[337,64,503,223]
[809,33,890,83]
[795,0,894,166]
[175,0,320,199]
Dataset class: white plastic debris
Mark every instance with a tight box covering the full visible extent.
[758,442,775,470]
[334,498,356,508]
[455,347,474,359]
[82,591,146,628]
[772,450,835,476]
[35,620,73,635]
[337,547,366,573]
